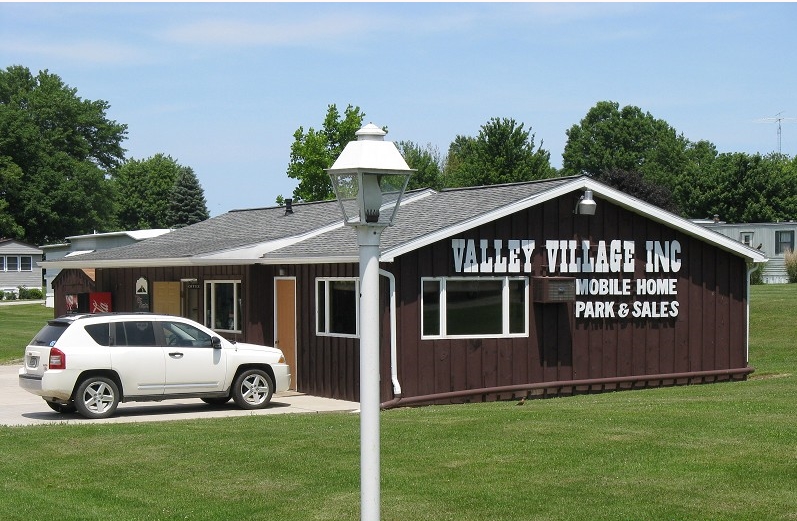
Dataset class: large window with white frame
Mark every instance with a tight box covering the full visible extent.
[316,277,359,338]
[0,255,32,271]
[775,230,795,255]
[421,276,529,339]
[204,280,242,332]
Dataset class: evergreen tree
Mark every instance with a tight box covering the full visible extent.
[167,167,210,228]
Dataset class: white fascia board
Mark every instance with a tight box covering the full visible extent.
[381,179,585,262]
[258,255,359,265]
[382,176,768,264]
[579,178,769,263]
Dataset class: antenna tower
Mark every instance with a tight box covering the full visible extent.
[758,111,797,154]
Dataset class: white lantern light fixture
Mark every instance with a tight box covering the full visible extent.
[327,124,414,227]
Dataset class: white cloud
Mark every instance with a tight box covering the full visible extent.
[0,39,151,66]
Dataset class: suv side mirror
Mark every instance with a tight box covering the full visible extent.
[211,337,222,349]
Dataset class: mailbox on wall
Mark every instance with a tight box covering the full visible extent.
[532,277,576,303]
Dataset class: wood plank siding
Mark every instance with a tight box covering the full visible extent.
[390,194,749,404]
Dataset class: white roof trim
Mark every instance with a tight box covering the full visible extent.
[381,177,768,263]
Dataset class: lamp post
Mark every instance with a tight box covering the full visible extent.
[326,124,413,521]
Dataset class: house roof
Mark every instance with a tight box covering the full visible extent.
[39,176,767,269]
[0,238,43,255]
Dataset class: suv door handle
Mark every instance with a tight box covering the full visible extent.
[169,352,184,359]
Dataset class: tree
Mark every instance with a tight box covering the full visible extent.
[284,104,365,202]
[113,154,187,229]
[562,101,689,192]
[696,152,797,223]
[397,141,443,191]
[600,168,678,212]
[443,117,555,188]
[0,65,127,243]
[166,166,210,228]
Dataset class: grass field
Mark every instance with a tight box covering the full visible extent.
[0,286,795,520]
[0,303,52,363]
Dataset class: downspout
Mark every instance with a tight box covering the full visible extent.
[746,263,758,364]
[379,269,402,397]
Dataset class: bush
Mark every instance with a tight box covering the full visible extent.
[16,286,44,300]
[785,249,797,283]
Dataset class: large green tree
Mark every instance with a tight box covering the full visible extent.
[397,141,443,191]
[562,101,690,195]
[444,117,555,187]
[0,65,127,243]
[285,104,365,202]
[113,154,191,229]
[691,152,797,223]
[166,166,210,228]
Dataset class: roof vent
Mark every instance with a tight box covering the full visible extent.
[285,199,293,215]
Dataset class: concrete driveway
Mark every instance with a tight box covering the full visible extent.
[0,363,359,426]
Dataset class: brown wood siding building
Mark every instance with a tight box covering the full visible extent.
[389,194,750,405]
[47,177,765,406]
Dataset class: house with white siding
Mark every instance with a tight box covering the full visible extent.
[0,238,43,297]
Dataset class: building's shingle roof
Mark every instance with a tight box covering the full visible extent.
[43,176,766,267]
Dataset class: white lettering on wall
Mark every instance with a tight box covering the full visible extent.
[451,237,683,321]
[452,239,536,274]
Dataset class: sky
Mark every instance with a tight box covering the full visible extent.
[2,2,796,217]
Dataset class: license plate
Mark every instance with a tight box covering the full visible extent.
[28,355,39,368]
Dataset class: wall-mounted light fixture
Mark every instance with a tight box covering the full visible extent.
[574,190,597,215]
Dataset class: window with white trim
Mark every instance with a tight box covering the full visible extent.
[204,280,242,332]
[6,256,18,272]
[316,278,359,337]
[740,232,753,247]
[421,277,529,339]
[0,257,4,271]
[20,256,32,271]
[775,230,795,255]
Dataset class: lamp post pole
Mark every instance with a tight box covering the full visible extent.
[325,123,414,521]
[357,224,385,521]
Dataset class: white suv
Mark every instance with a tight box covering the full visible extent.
[19,313,291,419]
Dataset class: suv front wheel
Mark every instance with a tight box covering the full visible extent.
[74,376,120,419]
[231,369,273,409]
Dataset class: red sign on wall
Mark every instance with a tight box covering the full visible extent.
[90,292,112,313]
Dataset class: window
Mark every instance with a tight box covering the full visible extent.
[159,321,212,347]
[421,277,528,339]
[85,324,111,346]
[114,321,156,346]
[317,278,359,337]
[6,256,18,272]
[775,230,795,255]
[20,256,32,271]
[740,232,753,247]
[0,257,4,271]
[204,281,242,332]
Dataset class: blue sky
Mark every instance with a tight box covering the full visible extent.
[2,2,796,217]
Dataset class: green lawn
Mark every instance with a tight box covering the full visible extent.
[1,286,796,520]
[0,303,52,363]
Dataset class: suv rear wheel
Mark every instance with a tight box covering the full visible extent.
[231,369,273,409]
[74,376,120,419]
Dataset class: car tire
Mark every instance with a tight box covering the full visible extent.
[45,400,76,414]
[201,396,231,406]
[231,369,274,410]
[74,376,120,419]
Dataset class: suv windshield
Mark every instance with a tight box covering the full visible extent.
[30,322,70,346]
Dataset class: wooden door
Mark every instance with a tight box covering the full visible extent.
[275,278,297,390]
[153,281,181,316]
